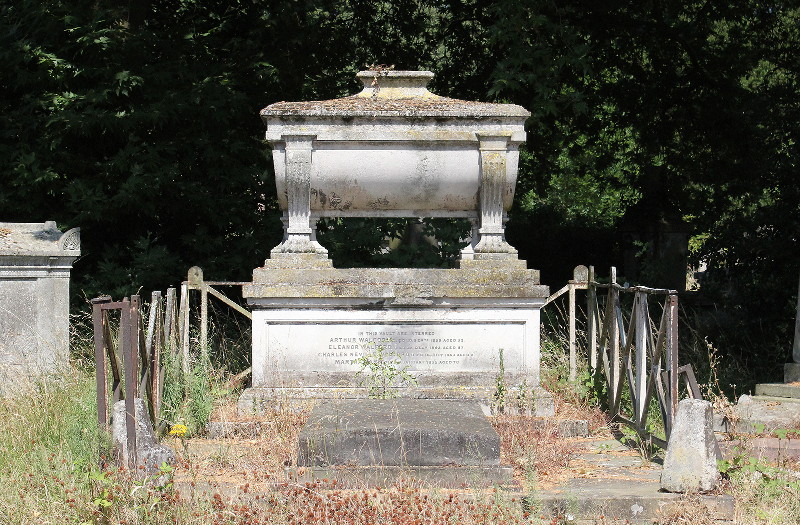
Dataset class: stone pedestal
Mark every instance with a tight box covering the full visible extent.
[240,256,552,415]
[0,222,79,396]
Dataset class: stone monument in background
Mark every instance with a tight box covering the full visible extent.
[785,270,800,382]
[0,221,80,395]
[240,70,552,415]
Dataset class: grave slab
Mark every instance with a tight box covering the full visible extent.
[293,399,513,487]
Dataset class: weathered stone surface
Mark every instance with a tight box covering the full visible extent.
[262,70,528,256]
[728,393,800,433]
[661,399,719,493]
[293,399,513,487]
[111,398,176,475]
[786,363,800,383]
[244,70,550,415]
[299,400,501,467]
[0,221,79,396]
[755,382,800,400]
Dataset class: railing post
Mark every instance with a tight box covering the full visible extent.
[147,291,163,424]
[179,281,190,375]
[793,270,800,364]
[164,287,177,353]
[201,284,209,359]
[635,291,648,429]
[121,297,138,469]
[568,280,577,382]
[588,266,597,371]
[92,296,111,432]
[609,267,620,414]
[667,294,679,426]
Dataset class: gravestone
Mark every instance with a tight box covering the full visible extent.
[786,270,800,382]
[240,70,551,415]
[0,222,80,395]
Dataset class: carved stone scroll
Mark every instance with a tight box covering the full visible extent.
[474,134,517,255]
[271,135,327,255]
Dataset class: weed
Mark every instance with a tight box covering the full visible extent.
[355,344,417,399]
[493,348,507,414]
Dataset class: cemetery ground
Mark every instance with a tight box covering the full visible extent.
[1,336,799,524]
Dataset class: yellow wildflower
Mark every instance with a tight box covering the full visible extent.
[169,424,188,437]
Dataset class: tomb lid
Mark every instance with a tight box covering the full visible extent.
[261,70,530,119]
[0,221,80,256]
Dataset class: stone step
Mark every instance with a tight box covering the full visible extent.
[719,436,800,463]
[533,485,735,524]
[755,382,800,399]
[714,394,800,434]
[286,464,515,489]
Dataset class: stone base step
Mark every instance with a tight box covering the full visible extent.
[532,488,735,524]
[755,382,800,399]
[714,393,800,434]
[286,465,515,489]
[719,436,800,463]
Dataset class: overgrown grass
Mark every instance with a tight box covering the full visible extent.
[0,369,104,523]
[4,304,799,524]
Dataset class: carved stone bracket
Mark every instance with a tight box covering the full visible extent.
[57,227,81,252]
[271,135,328,256]
[474,134,517,256]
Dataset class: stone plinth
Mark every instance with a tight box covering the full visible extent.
[661,399,720,493]
[0,222,80,395]
[240,257,552,415]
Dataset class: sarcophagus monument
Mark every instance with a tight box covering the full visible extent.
[240,70,552,414]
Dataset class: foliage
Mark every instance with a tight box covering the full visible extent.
[355,344,417,399]
[160,341,214,436]
[1,0,797,382]
[493,348,507,414]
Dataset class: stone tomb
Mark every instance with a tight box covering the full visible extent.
[0,221,80,396]
[240,71,551,415]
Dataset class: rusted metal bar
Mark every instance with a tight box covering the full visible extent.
[120,298,137,469]
[105,314,122,404]
[678,364,703,399]
[99,301,126,310]
[92,296,111,431]
[179,281,190,375]
[591,283,678,295]
[206,285,253,320]
[164,287,177,353]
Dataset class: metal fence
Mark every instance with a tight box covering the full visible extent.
[544,266,702,448]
